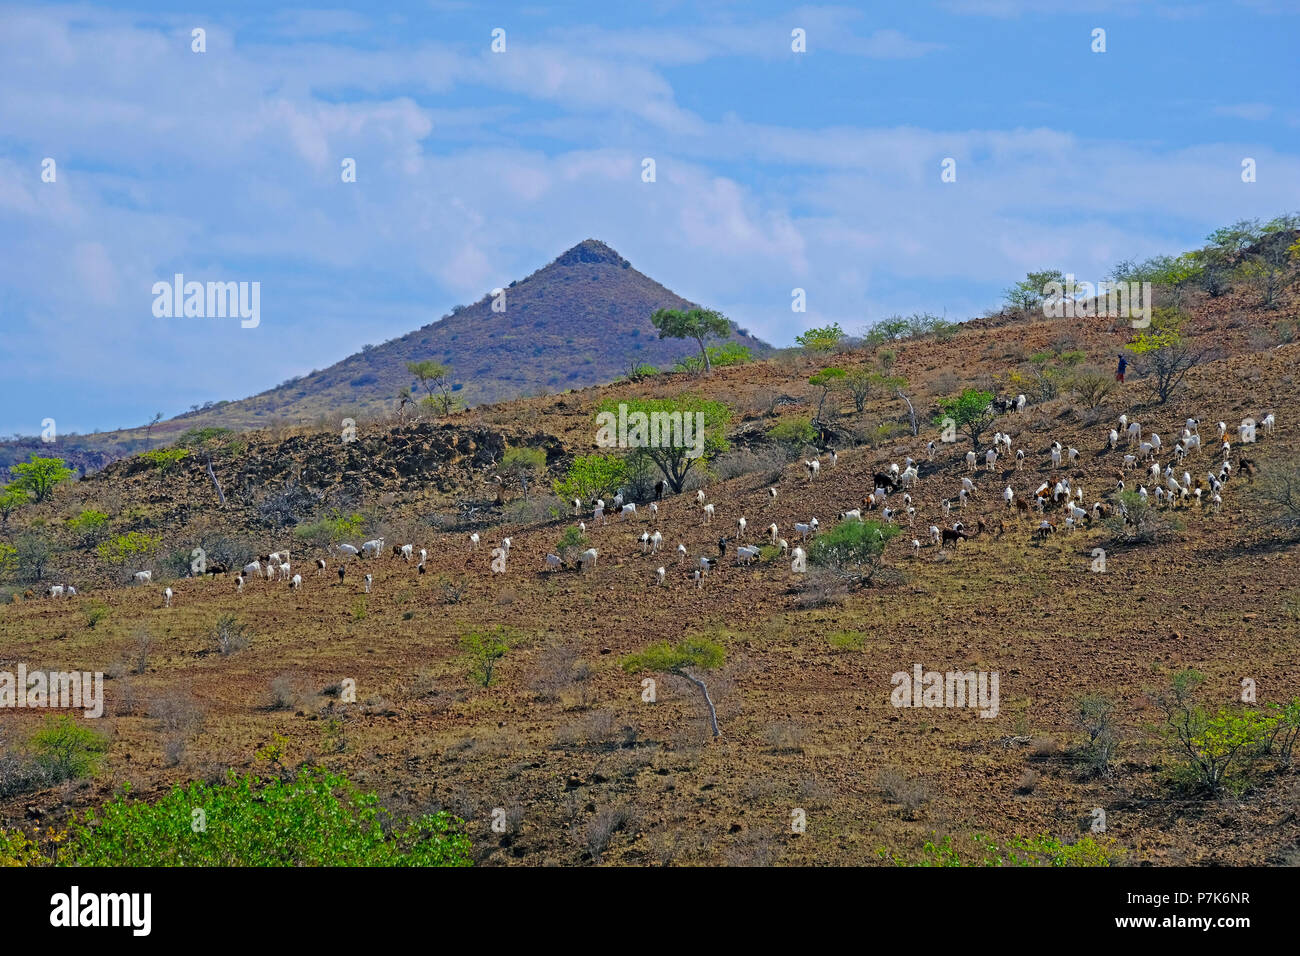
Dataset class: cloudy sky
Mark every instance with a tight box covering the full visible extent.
[1,0,1297,435]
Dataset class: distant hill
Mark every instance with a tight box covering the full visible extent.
[0,240,771,479]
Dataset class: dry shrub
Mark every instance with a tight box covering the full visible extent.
[581,805,636,863]
[875,768,931,818]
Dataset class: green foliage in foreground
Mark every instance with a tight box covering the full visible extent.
[56,768,472,866]
[880,833,1122,867]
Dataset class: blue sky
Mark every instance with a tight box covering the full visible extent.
[1,0,1298,435]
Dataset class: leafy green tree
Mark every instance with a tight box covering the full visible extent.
[871,372,918,435]
[175,429,233,450]
[596,396,731,494]
[14,534,52,582]
[650,307,732,373]
[1125,308,1213,404]
[10,455,75,502]
[796,323,846,353]
[1206,219,1263,258]
[843,368,874,413]
[1004,270,1065,313]
[936,389,996,449]
[0,542,16,581]
[500,446,547,500]
[406,360,459,416]
[552,454,626,504]
[809,367,846,422]
[1236,215,1299,308]
[0,485,25,528]
[461,627,511,687]
[1152,669,1275,794]
[57,768,471,866]
[863,317,911,347]
[622,635,726,737]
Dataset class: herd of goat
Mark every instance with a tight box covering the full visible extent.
[39,407,1279,605]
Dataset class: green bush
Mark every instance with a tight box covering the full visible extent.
[1154,669,1276,794]
[139,448,189,474]
[29,715,108,783]
[881,833,1121,867]
[462,627,511,687]
[796,323,846,352]
[294,510,365,548]
[84,602,109,629]
[827,630,868,652]
[808,519,899,579]
[673,342,753,373]
[767,417,818,453]
[552,454,626,504]
[96,531,161,567]
[57,768,471,866]
[67,509,109,547]
[177,426,235,448]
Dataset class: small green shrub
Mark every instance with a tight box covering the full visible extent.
[462,627,511,687]
[28,715,108,783]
